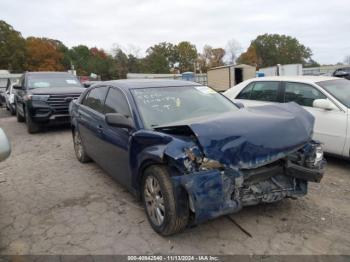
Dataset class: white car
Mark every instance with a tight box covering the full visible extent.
[224,76,350,158]
[4,81,16,115]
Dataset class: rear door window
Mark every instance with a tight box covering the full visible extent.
[250,82,280,102]
[82,86,109,113]
[284,82,326,107]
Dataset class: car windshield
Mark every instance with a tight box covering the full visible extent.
[27,74,81,89]
[317,79,350,108]
[131,85,238,129]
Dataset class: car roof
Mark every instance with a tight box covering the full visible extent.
[103,79,202,90]
[244,75,340,84]
[25,71,75,76]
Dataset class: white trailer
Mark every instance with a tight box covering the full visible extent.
[258,64,303,76]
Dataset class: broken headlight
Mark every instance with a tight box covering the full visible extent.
[304,143,324,168]
[314,144,324,166]
[288,142,324,169]
[184,146,224,171]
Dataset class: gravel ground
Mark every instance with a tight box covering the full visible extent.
[0,108,349,255]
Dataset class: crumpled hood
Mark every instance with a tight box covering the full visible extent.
[156,102,315,169]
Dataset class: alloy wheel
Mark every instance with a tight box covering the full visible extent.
[144,176,165,226]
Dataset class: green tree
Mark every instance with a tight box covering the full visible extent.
[142,51,169,73]
[113,48,128,79]
[127,54,142,73]
[87,47,117,80]
[68,45,91,75]
[142,42,178,73]
[238,34,313,68]
[177,41,197,72]
[0,20,26,72]
[56,43,72,70]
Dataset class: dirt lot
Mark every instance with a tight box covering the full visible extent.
[0,108,349,255]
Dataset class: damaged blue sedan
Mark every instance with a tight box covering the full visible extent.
[69,79,325,235]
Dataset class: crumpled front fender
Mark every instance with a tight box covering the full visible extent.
[172,169,243,224]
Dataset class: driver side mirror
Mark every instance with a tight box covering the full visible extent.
[234,101,245,109]
[0,129,11,162]
[105,113,134,130]
[313,99,337,111]
[13,84,22,90]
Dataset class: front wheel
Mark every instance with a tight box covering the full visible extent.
[73,129,91,163]
[26,109,41,134]
[9,104,16,115]
[142,165,189,236]
[16,104,25,122]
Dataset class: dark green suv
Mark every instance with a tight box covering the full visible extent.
[14,72,85,133]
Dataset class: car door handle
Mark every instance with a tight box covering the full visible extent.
[97,125,103,133]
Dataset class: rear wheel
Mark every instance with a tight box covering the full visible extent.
[26,109,41,134]
[73,129,91,163]
[142,165,189,236]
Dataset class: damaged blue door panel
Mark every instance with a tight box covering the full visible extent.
[172,169,243,223]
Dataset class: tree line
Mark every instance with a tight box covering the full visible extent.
[1,20,322,80]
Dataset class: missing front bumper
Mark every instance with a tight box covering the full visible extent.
[172,161,324,224]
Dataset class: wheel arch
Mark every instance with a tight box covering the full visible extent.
[134,159,166,200]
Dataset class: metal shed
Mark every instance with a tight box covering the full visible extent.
[207,64,256,92]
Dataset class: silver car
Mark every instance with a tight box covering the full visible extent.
[0,128,10,162]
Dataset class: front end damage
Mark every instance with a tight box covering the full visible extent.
[154,103,326,224]
[171,143,325,224]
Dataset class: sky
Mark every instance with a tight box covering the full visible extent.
[1,0,349,64]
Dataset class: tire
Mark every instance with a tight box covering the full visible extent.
[73,129,91,163]
[16,104,25,122]
[142,165,189,236]
[26,109,41,134]
[10,107,15,115]
[9,105,15,115]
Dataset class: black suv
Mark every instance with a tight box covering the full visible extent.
[333,67,350,80]
[14,72,85,133]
